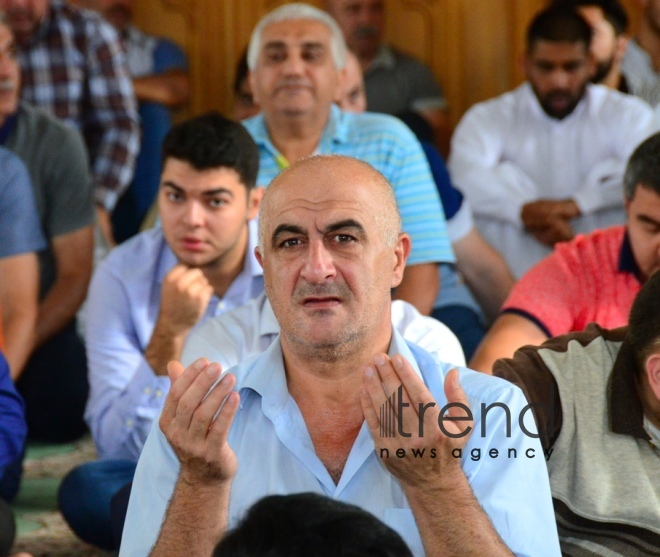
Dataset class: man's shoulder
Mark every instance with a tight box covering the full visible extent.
[16,102,84,146]
[586,83,654,118]
[553,225,625,266]
[99,227,169,279]
[342,109,416,143]
[388,46,433,72]
[458,86,523,126]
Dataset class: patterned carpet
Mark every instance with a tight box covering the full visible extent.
[10,438,113,557]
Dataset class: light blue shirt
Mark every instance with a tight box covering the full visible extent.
[83,221,263,461]
[242,105,455,266]
[120,329,560,557]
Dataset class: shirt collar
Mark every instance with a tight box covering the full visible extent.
[618,229,643,280]
[238,325,422,416]
[244,105,348,167]
[607,327,651,442]
[366,44,396,72]
[259,295,280,337]
[0,112,19,146]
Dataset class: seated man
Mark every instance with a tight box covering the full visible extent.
[471,131,660,372]
[335,52,515,358]
[58,112,263,551]
[0,16,95,443]
[449,5,655,278]
[120,156,560,557]
[325,0,451,155]
[493,271,660,554]
[243,3,455,316]
[72,0,192,242]
[213,492,413,557]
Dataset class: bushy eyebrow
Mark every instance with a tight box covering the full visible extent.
[161,182,234,197]
[270,219,366,248]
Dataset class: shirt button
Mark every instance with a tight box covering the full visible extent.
[125,419,134,428]
[217,301,226,311]
[143,387,152,395]
[155,389,163,398]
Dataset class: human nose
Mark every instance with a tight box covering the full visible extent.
[182,201,204,227]
[283,51,305,75]
[301,239,336,283]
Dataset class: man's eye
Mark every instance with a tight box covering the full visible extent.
[208,198,227,208]
[265,51,286,63]
[166,191,182,202]
[280,238,302,248]
[333,234,355,243]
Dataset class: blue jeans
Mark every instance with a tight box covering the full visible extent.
[58,459,136,550]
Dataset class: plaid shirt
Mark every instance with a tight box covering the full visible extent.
[17,0,140,211]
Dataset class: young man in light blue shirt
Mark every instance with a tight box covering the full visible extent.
[58,112,263,550]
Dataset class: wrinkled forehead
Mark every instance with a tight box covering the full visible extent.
[260,18,332,50]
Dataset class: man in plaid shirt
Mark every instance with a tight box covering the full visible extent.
[0,0,140,243]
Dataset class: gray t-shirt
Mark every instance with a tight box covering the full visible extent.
[5,102,95,296]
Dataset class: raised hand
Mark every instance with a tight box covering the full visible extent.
[159,358,239,486]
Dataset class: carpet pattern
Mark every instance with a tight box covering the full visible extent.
[11,438,113,557]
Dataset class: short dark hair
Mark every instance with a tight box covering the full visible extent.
[623,132,660,200]
[527,6,592,51]
[233,48,249,95]
[161,112,259,189]
[627,272,660,373]
[553,0,628,35]
[213,493,413,557]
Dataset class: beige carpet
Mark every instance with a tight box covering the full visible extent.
[11,438,113,557]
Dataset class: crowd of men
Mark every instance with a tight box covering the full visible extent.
[0,1,659,556]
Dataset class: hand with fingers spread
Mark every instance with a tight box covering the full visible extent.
[159,358,239,486]
[361,353,514,556]
[145,265,215,375]
[360,354,472,490]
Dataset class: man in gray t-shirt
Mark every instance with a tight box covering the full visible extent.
[0,17,95,443]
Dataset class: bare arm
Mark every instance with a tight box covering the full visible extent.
[132,69,191,108]
[150,359,239,557]
[393,263,438,316]
[469,313,549,374]
[452,228,515,323]
[0,253,39,378]
[35,227,93,347]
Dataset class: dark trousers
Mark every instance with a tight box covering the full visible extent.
[16,320,88,443]
[0,498,15,557]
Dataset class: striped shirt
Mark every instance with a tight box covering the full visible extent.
[242,105,454,266]
[16,0,140,211]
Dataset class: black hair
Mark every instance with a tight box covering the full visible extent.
[233,48,250,95]
[553,0,628,35]
[527,6,592,51]
[623,132,660,201]
[627,272,660,374]
[161,111,259,189]
[213,493,413,557]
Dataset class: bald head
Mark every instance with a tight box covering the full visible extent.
[258,155,401,251]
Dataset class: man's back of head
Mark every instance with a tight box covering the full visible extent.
[213,492,413,557]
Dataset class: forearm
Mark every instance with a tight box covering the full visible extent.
[133,72,190,107]
[35,273,90,347]
[405,473,513,556]
[3,308,35,380]
[393,263,439,316]
[145,321,191,377]
[150,477,231,557]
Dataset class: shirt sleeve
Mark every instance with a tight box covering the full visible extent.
[153,38,188,74]
[0,350,26,472]
[449,104,540,226]
[83,19,141,212]
[501,245,584,337]
[573,100,656,214]
[0,150,47,258]
[42,123,95,238]
[388,121,455,265]
[84,261,171,461]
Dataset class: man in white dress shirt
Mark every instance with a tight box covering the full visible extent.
[449,5,655,278]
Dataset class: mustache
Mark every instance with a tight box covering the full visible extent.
[0,79,16,92]
[276,76,313,88]
[294,283,350,301]
[353,25,379,39]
